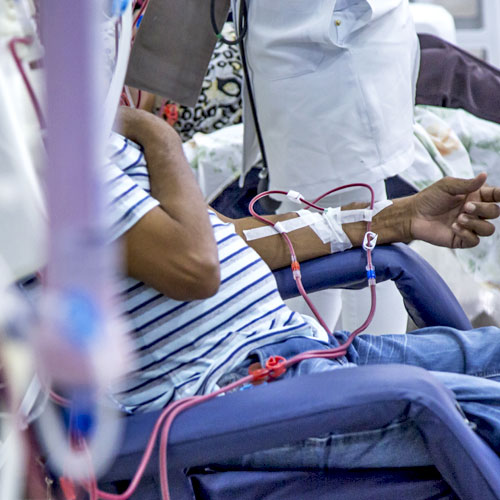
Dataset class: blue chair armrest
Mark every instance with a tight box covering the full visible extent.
[106,365,500,500]
[272,243,472,330]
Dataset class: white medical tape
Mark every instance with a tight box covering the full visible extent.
[374,200,393,215]
[297,211,329,242]
[306,208,338,244]
[296,209,322,226]
[242,198,388,248]
[339,200,393,224]
[286,190,303,204]
[243,211,313,241]
[274,221,286,234]
[298,208,352,252]
[340,208,373,224]
[243,225,278,241]
[323,207,353,253]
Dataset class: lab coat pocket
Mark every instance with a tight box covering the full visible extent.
[245,0,336,80]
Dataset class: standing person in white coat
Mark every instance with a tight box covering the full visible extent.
[240,0,420,333]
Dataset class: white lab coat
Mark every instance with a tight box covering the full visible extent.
[240,0,420,198]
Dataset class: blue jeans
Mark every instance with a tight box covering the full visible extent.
[217,326,500,469]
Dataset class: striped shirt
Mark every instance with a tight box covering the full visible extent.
[105,133,326,413]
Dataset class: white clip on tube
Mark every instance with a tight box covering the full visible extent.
[286,190,303,204]
[363,231,378,251]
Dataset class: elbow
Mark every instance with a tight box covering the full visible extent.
[127,244,220,301]
[169,248,221,301]
[188,253,221,299]
[175,225,221,299]
[124,214,221,300]
[184,234,221,299]
[150,257,220,301]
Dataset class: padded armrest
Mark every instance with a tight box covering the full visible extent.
[272,243,472,330]
[106,365,500,500]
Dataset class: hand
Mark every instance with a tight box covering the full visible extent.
[113,106,179,148]
[114,106,152,140]
[410,173,500,248]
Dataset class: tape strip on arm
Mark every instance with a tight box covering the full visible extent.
[243,208,351,253]
[321,207,353,252]
[243,210,317,241]
[340,200,393,224]
[242,200,391,252]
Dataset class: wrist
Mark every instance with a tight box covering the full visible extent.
[395,196,415,243]
[367,197,414,245]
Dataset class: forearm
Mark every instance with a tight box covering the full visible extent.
[240,174,500,269]
[224,198,413,270]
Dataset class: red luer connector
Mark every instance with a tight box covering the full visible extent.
[265,355,287,379]
[248,362,268,384]
[59,477,77,500]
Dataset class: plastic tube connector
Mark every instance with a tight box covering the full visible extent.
[291,260,301,280]
[110,0,131,16]
[248,362,268,385]
[265,355,287,379]
[366,266,376,286]
[59,477,77,500]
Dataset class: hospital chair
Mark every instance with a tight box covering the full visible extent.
[53,244,500,500]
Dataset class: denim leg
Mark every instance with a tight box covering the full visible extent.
[219,417,433,470]
[214,328,500,470]
[341,326,500,380]
[215,336,434,469]
[430,371,500,451]
[339,326,500,450]
[219,370,500,470]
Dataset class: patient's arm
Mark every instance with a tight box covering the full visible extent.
[115,107,220,300]
[217,174,500,270]
[215,199,411,270]
[114,108,499,287]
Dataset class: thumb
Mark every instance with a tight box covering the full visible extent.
[441,173,487,196]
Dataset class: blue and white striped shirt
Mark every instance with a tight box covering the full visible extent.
[106,133,326,413]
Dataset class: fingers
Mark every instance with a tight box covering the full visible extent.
[463,201,500,220]
[453,200,498,249]
[441,173,487,196]
[480,185,500,203]
[456,213,496,237]
[451,222,480,248]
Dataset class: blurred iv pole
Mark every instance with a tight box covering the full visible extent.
[33,0,133,481]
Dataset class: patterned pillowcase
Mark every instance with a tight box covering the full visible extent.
[154,23,243,142]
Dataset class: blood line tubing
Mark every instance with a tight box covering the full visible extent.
[61,183,379,500]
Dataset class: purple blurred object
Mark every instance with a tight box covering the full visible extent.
[417,33,500,125]
[39,0,128,394]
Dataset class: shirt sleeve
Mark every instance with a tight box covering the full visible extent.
[103,134,159,241]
